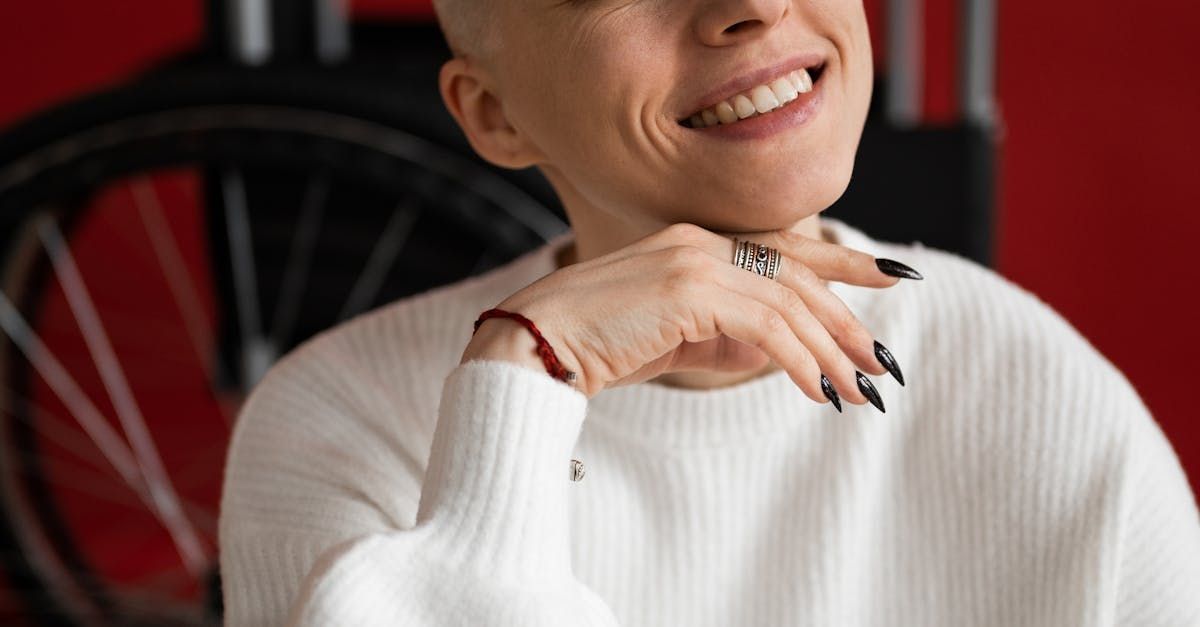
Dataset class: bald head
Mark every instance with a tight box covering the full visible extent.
[431,0,497,59]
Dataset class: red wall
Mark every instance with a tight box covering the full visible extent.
[0,0,1195,492]
[995,1,1200,485]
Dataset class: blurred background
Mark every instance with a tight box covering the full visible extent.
[0,0,1195,624]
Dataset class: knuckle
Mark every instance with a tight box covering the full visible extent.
[661,268,693,296]
[832,315,872,351]
[775,284,807,312]
[669,308,702,343]
[662,222,707,244]
[661,248,708,293]
[827,311,861,340]
[780,229,817,254]
[758,307,790,336]
[663,245,711,273]
[790,261,819,284]
[777,228,804,245]
[834,247,860,272]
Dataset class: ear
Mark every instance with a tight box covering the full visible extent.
[438,57,545,170]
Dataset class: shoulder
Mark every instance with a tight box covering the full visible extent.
[220,243,550,531]
[834,219,1152,461]
[866,231,1143,416]
[837,223,1181,537]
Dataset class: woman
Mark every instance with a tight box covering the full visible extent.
[218,0,1200,625]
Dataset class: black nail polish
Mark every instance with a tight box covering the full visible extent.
[820,374,842,413]
[876,258,924,280]
[856,371,886,413]
[873,340,905,387]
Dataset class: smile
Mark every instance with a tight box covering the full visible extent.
[678,63,826,129]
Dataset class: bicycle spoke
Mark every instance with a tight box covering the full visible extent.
[337,198,420,321]
[0,291,144,495]
[36,219,208,580]
[42,456,218,539]
[5,445,219,540]
[269,173,329,347]
[0,100,567,625]
[221,168,274,388]
[12,449,147,511]
[130,177,231,430]
[1,388,123,477]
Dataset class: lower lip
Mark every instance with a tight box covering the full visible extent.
[684,73,825,141]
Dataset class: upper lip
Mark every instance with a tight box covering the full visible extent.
[677,51,826,121]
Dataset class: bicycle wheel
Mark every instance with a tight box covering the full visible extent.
[0,66,566,625]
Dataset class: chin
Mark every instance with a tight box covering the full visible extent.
[723,161,854,220]
[668,195,824,234]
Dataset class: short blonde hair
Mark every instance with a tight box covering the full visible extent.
[430,0,498,59]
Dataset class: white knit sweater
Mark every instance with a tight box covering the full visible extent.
[219,217,1200,626]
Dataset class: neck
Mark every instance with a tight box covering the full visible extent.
[546,173,831,392]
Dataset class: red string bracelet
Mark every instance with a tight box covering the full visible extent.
[472,308,577,386]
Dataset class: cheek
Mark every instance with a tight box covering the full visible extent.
[515,42,677,199]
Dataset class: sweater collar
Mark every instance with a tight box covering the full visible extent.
[521,217,889,449]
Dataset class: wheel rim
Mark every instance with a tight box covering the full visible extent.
[0,105,565,624]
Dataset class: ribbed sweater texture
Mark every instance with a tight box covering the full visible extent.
[219,217,1200,626]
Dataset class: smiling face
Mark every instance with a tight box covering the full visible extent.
[437,0,874,236]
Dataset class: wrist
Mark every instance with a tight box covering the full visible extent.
[461,317,549,374]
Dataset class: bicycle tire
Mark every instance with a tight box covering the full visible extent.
[0,64,567,625]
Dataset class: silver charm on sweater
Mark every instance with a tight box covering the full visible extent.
[569,459,585,482]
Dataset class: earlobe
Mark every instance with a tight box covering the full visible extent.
[437,58,544,170]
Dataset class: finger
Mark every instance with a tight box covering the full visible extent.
[654,246,827,403]
[716,226,922,287]
[646,228,890,400]
[708,256,872,406]
[701,293,829,405]
[617,222,918,289]
[771,257,894,381]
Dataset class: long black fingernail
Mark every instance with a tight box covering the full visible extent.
[876,258,923,280]
[874,340,905,386]
[820,374,842,413]
[856,371,886,413]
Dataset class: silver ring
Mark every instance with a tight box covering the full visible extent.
[731,238,782,281]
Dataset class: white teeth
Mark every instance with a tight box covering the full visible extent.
[685,65,821,128]
[749,85,780,114]
[714,101,738,124]
[732,94,757,119]
[796,68,813,93]
[770,77,799,104]
[787,71,804,93]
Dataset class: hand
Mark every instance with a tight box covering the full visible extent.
[464,222,915,406]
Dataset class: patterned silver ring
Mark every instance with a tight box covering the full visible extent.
[731,237,782,281]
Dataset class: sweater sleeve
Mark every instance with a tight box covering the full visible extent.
[279,358,622,626]
[1112,402,1200,626]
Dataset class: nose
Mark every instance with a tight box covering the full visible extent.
[693,0,789,46]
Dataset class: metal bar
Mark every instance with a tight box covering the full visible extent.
[131,177,234,430]
[960,0,998,127]
[887,0,925,127]
[36,221,209,579]
[0,295,142,494]
[337,201,420,321]
[315,0,351,63]
[221,169,275,388]
[270,174,329,347]
[229,0,272,65]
